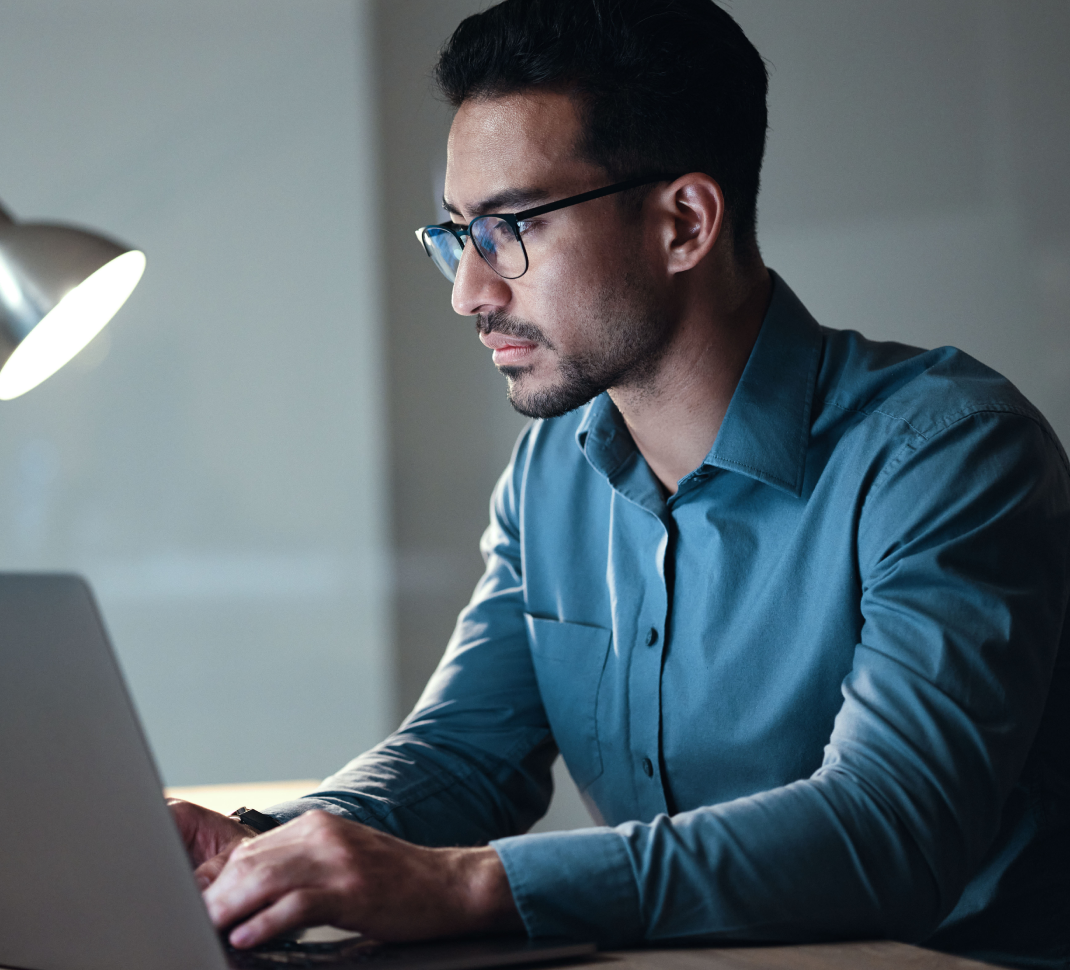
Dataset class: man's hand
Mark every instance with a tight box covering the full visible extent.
[200,810,523,948]
[167,797,252,870]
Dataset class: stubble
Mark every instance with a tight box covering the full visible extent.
[478,270,673,419]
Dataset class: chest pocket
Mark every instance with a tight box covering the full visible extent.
[524,615,612,792]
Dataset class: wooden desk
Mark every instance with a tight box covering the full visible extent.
[165,782,998,970]
[165,779,319,814]
[597,942,995,969]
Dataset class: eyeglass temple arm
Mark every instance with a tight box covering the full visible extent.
[515,173,680,220]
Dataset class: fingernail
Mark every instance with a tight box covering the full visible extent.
[231,927,251,948]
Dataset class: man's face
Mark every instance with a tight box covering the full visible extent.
[444,91,674,418]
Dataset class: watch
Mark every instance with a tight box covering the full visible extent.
[229,806,281,834]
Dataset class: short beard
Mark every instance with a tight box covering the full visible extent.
[478,273,672,420]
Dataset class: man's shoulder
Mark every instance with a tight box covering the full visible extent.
[818,326,1056,447]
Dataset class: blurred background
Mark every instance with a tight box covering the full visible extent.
[0,0,1066,833]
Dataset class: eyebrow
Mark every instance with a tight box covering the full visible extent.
[442,186,552,220]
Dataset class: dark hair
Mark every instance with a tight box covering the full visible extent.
[433,0,769,254]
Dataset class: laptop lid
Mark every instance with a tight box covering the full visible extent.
[0,573,228,970]
[0,574,596,970]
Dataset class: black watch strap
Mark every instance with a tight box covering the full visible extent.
[230,807,281,834]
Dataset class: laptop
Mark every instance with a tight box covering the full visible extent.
[0,574,595,970]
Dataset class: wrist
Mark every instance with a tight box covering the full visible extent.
[229,806,281,836]
[456,846,523,935]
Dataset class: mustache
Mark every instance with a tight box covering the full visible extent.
[476,311,554,350]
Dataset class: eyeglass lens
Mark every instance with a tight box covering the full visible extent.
[421,227,463,282]
[420,216,527,283]
[469,217,527,279]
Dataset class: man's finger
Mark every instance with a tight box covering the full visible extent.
[204,837,312,930]
[228,889,336,949]
[167,797,250,867]
[195,840,248,890]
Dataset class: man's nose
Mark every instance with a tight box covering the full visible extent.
[451,242,512,316]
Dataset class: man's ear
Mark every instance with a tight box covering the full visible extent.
[655,173,725,275]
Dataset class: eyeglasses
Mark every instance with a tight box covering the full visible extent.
[414,173,678,284]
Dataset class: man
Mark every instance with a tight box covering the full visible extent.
[172,1,1070,967]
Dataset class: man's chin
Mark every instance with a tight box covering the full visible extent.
[500,367,601,420]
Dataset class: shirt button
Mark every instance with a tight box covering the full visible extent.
[645,627,659,646]
[642,757,654,777]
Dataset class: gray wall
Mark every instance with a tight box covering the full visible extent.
[738,0,1070,447]
[0,1,1066,833]
[0,0,392,785]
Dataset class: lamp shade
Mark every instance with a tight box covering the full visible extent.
[0,200,145,400]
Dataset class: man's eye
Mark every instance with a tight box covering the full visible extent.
[517,220,537,236]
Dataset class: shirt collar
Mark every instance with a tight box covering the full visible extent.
[575,271,822,500]
[576,390,667,516]
[704,272,822,496]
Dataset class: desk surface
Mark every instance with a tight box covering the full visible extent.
[165,782,997,970]
[165,778,319,814]
[597,942,995,969]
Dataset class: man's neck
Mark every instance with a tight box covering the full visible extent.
[609,264,772,496]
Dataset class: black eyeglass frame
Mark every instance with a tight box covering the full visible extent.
[416,172,681,282]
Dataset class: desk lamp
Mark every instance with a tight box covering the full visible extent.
[0,198,145,401]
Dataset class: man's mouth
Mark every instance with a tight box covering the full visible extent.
[478,330,540,366]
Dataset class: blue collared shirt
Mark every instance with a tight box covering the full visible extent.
[271,275,1070,968]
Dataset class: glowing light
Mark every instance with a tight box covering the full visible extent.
[0,250,145,400]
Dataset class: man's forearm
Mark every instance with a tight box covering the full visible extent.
[263,725,557,848]
[491,771,942,947]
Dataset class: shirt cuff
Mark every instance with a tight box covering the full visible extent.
[262,796,381,828]
[491,827,643,946]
